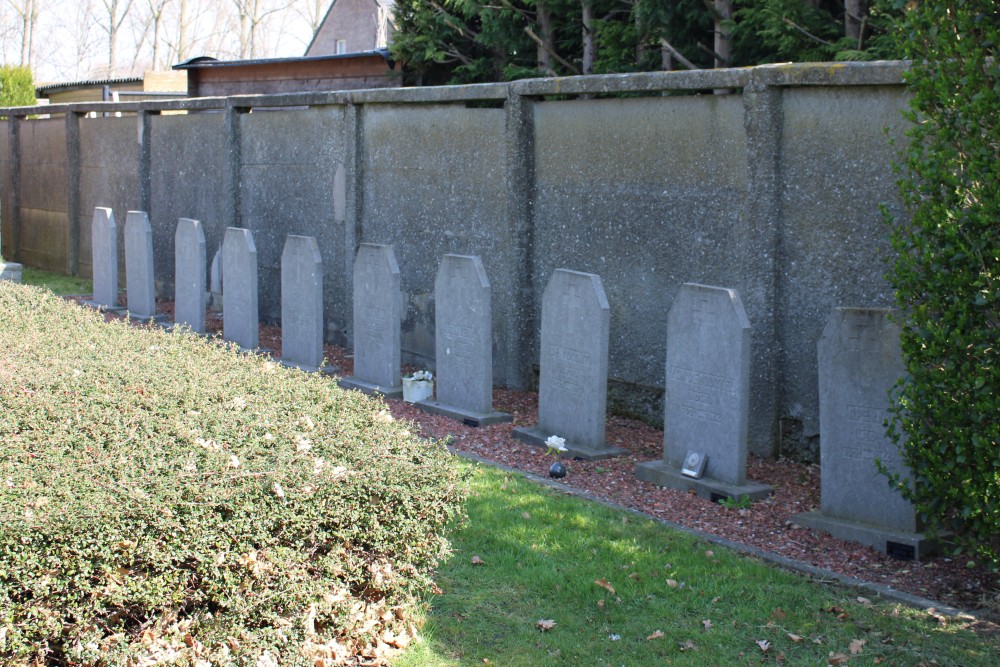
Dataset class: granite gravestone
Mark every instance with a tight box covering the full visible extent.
[84,207,122,311]
[281,235,333,373]
[635,283,772,501]
[173,218,206,333]
[338,243,402,398]
[795,308,933,559]
[222,227,259,351]
[416,255,512,426]
[513,269,624,460]
[124,211,164,321]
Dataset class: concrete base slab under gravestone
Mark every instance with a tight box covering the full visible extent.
[124,211,168,324]
[793,308,940,560]
[511,269,625,461]
[634,283,772,502]
[82,207,124,313]
[0,262,23,283]
[338,243,403,400]
[414,254,511,428]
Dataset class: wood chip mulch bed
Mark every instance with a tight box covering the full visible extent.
[70,297,1000,629]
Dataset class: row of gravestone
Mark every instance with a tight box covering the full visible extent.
[84,208,929,559]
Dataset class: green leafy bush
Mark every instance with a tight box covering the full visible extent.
[0,65,34,109]
[0,283,466,665]
[884,2,999,566]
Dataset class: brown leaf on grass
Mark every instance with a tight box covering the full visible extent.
[701,619,713,630]
[595,578,616,595]
[704,550,714,557]
[678,640,697,651]
[522,512,531,520]
[536,619,556,631]
[596,600,605,609]
[777,651,786,664]
[786,633,803,643]
[666,579,679,588]
[756,639,771,652]
[827,652,850,665]
[857,596,871,605]
[771,607,786,620]
[647,630,664,640]
[471,555,485,565]
[849,638,866,655]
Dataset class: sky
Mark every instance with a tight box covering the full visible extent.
[0,0,324,85]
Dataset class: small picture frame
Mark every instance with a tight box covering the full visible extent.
[681,451,707,479]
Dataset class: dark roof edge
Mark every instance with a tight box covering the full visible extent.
[173,49,394,71]
[36,76,144,96]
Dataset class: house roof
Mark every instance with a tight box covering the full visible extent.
[304,0,396,56]
[36,76,143,97]
[173,49,395,71]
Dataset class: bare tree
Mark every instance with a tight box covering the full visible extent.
[96,0,136,75]
[6,0,40,67]
[229,0,296,59]
[145,0,172,69]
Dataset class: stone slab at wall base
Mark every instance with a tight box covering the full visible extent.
[512,425,627,461]
[794,511,942,561]
[634,460,773,503]
[338,376,404,400]
[415,399,513,428]
[279,360,339,376]
[0,262,23,282]
[81,299,125,314]
[124,310,170,324]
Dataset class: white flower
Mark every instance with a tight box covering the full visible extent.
[409,370,433,382]
[545,435,567,452]
[272,482,285,500]
[183,461,198,473]
[229,455,241,468]
[296,437,312,453]
[263,432,274,441]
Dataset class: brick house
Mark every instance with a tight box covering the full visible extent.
[306,0,395,56]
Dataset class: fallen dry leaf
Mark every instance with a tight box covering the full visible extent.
[596,600,605,609]
[828,651,851,665]
[771,607,786,620]
[666,579,679,588]
[471,555,485,565]
[647,630,664,640]
[786,633,803,643]
[756,639,771,652]
[521,512,531,520]
[702,619,713,630]
[595,578,616,595]
[857,596,871,605]
[705,550,714,557]
[536,619,556,632]
[849,638,865,655]
[678,640,697,651]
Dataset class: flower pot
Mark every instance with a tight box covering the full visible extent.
[402,377,433,403]
[548,462,567,479]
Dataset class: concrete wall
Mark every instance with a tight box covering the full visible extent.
[0,62,911,461]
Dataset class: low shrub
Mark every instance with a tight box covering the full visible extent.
[0,282,466,665]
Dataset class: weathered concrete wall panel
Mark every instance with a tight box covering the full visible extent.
[239,106,346,327]
[0,121,10,255]
[79,116,140,281]
[149,112,227,298]
[18,119,68,271]
[361,104,510,380]
[534,95,748,399]
[777,86,908,454]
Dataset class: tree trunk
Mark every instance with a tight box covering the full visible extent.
[713,0,731,68]
[536,2,553,73]
[845,0,869,46]
[582,0,595,74]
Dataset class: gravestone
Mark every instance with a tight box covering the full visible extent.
[280,235,335,373]
[222,227,259,351]
[338,243,403,398]
[416,255,512,426]
[124,211,165,322]
[173,218,206,333]
[83,207,122,311]
[208,247,223,312]
[635,283,772,501]
[795,308,934,559]
[513,269,624,460]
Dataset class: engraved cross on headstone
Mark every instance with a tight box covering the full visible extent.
[848,322,880,352]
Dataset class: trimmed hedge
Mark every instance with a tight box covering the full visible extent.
[0,283,466,665]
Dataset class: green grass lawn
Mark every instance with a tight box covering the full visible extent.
[20,265,92,295]
[395,462,998,666]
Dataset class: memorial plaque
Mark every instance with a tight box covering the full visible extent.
[87,207,120,310]
[222,227,259,350]
[339,243,402,397]
[281,235,324,371]
[124,211,159,320]
[174,218,206,333]
[415,255,511,426]
[513,269,623,459]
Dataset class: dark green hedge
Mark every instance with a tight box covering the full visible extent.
[884,1,999,566]
[0,282,466,665]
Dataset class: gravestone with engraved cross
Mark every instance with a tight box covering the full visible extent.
[124,211,166,322]
[513,269,625,460]
[83,207,123,312]
[635,283,772,502]
[173,218,206,333]
[338,243,403,398]
[416,254,512,426]
[795,308,936,559]
[280,235,336,374]
[222,227,260,351]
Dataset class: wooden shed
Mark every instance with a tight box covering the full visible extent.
[174,51,400,98]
